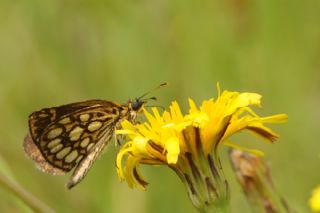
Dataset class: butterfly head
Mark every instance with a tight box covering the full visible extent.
[126,97,156,121]
[130,96,158,111]
[126,82,167,119]
[130,98,146,112]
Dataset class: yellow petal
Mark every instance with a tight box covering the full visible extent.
[165,137,180,164]
[132,136,148,154]
[116,143,133,180]
[216,82,221,97]
[238,93,262,107]
[223,141,264,157]
[226,93,262,115]
[260,114,288,123]
[115,129,136,135]
[247,123,280,142]
[123,119,136,129]
[151,107,162,121]
[124,156,147,190]
[163,111,172,123]
[170,101,184,122]
[188,98,198,113]
[162,123,175,128]
[310,186,320,212]
[143,108,160,129]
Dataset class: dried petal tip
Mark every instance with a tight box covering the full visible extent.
[229,149,294,213]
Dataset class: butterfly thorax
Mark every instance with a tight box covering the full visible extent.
[122,99,145,122]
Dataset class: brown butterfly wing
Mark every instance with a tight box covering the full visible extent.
[25,100,122,173]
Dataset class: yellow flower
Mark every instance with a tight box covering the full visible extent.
[310,186,320,212]
[116,85,287,212]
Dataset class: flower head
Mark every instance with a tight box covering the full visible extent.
[116,85,287,212]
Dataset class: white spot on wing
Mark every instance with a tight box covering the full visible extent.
[69,126,83,141]
[80,137,90,148]
[56,147,71,159]
[47,138,61,149]
[47,128,63,139]
[51,144,63,153]
[87,121,102,132]
[80,114,90,122]
[65,150,78,163]
[59,117,71,124]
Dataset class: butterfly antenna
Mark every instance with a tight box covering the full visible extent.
[142,96,157,102]
[138,82,168,100]
[145,105,165,111]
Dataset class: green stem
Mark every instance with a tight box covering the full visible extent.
[0,171,55,213]
[199,199,230,213]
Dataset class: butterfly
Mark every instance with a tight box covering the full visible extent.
[23,83,166,189]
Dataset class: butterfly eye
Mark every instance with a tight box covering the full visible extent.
[131,100,144,111]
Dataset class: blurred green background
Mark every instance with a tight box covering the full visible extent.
[0,0,319,212]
